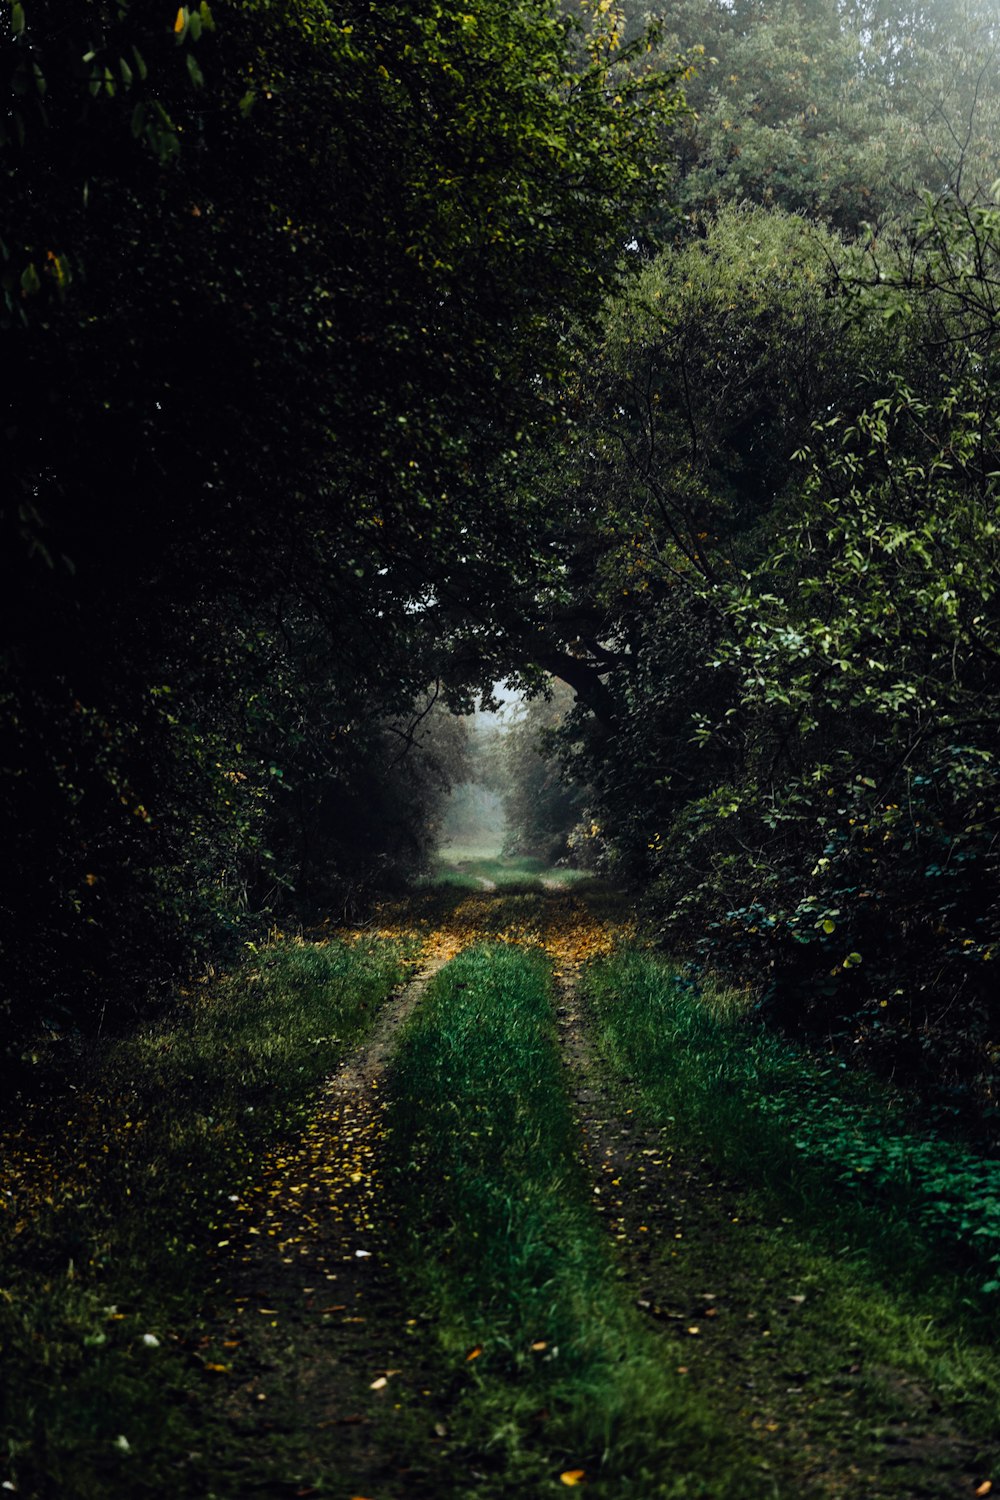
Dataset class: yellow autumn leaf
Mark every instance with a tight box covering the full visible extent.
[174,7,186,32]
[465,1344,483,1361]
[560,1471,586,1486]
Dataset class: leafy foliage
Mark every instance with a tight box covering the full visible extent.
[635,0,1000,233]
[637,192,1000,1084]
[1,0,684,1040]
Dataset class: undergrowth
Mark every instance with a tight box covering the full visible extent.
[383,943,764,1498]
[0,935,412,1498]
[584,951,1000,1440]
[585,951,1000,1302]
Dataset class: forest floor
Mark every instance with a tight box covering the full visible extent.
[2,873,999,1497]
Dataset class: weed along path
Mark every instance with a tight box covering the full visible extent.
[3,879,1000,1497]
[556,964,996,1498]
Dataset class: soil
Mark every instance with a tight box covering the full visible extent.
[555,969,993,1499]
[183,958,452,1498]
[179,895,997,1498]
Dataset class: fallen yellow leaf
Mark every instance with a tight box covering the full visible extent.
[465,1345,482,1361]
[560,1471,586,1487]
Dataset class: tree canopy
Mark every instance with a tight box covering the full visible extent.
[5,0,1000,1115]
[1,0,684,1036]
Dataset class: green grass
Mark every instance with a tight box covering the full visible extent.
[423,853,598,893]
[583,951,1000,1446]
[584,951,1000,1301]
[0,934,414,1499]
[382,944,763,1497]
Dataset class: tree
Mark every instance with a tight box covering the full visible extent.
[1,0,686,1037]
[627,0,1000,235]
[640,186,1000,1088]
[490,683,587,862]
[496,207,881,723]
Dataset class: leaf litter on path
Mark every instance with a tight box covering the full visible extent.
[202,888,637,1494]
[189,956,454,1496]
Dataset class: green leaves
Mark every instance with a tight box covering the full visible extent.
[3,0,689,1045]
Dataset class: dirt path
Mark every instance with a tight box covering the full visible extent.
[189,956,452,1498]
[554,970,989,1499]
[175,891,992,1497]
[8,886,995,1497]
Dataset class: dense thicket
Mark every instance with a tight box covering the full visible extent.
[6,0,1000,1110]
[1,0,682,1039]
[523,1,1000,1103]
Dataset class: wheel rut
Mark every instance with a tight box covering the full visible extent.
[189,955,453,1497]
[554,970,988,1500]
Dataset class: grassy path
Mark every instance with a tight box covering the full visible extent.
[2,878,999,1496]
[560,966,997,1497]
[190,953,453,1497]
[380,941,739,1497]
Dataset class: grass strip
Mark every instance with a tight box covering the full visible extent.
[584,950,1000,1442]
[423,853,599,893]
[0,934,413,1499]
[585,951,1000,1301]
[383,942,760,1498]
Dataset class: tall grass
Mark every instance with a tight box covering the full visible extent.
[0,934,413,1498]
[383,944,759,1498]
[584,951,1000,1318]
